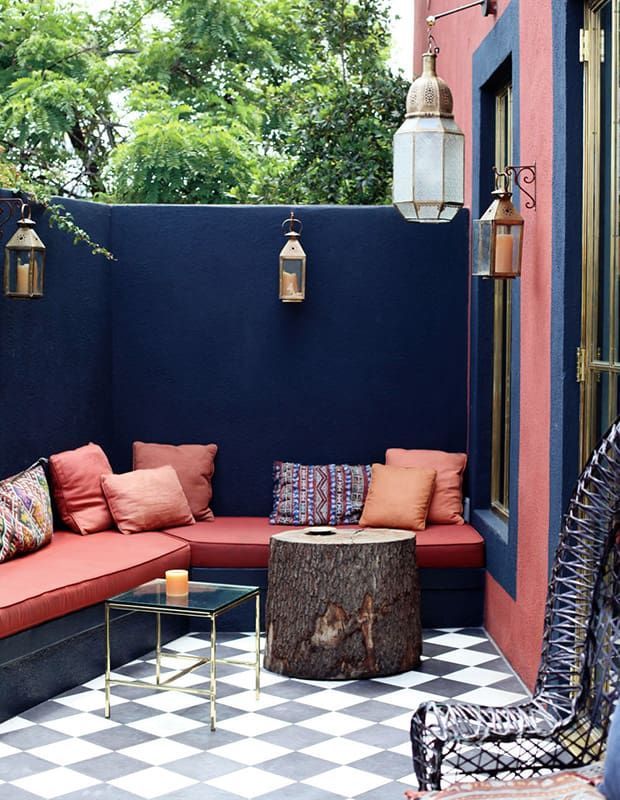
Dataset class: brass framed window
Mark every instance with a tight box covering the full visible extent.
[491,84,513,518]
[580,0,618,463]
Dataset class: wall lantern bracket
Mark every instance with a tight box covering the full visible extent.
[0,196,46,298]
[496,164,537,211]
[426,0,497,28]
[0,197,28,241]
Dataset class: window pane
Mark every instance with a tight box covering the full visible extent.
[491,84,512,517]
[596,2,613,362]
[595,371,611,442]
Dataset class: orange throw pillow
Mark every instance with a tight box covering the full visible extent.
[101,466,195,535]
[385,449,467,525]
[359,463,436,531]
[133,442,217,521]
[49,442,115,535]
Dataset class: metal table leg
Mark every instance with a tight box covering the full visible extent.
[255,594,260,699]
[210,615,217,731]
[155,612,162,685]
[104,603,111,718]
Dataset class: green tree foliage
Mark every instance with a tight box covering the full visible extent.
[0,0,407,205]
[0,0,143,197]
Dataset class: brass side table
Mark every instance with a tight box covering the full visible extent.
[104,579,260,731]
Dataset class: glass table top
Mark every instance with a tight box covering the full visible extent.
[107,580,259,613]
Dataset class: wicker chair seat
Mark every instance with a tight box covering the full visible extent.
[414,698,564,742]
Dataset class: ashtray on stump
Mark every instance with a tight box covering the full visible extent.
[263,528,421,679]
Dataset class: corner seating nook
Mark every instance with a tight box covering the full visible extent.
[410,418,620,790]
[0,473,485,724]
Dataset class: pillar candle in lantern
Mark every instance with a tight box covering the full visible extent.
[165,569,189,595]
[15,261,29,294]
[282,270,299,296]
[495,233,514,274]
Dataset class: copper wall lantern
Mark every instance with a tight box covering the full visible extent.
[4,204,45,298]
[279,211,305,303]
[473,166,536,279]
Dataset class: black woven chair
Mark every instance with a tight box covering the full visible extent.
[410,418,620,790]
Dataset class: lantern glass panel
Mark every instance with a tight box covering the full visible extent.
[4,248,44,297]
[443,127,465,206]
[494,223,518,277]
[32,251,44,295]
[280,257,304,302]
[414,132,443,202]
[393,128,414,206]
[473,218,493,277]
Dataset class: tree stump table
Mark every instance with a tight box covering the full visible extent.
[263,528,421,679]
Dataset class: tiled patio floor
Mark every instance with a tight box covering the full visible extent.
[0,629,528,800]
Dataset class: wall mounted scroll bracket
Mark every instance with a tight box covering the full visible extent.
[0,197,27,240]
[493,164,537,210]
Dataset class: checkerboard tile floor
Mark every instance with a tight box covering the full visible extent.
[0,629,528,800]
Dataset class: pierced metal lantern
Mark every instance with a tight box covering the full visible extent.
[279,211,305,303]
[4,205,45,298]
[393,50,464,223]
[473,178,524,279]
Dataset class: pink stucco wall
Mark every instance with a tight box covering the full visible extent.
[413,0,554,688]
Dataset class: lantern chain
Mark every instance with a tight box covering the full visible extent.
[426,29,440,54]
[424,0,496,58]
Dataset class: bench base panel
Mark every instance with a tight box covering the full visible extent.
[189,567,485,631]
[0,567,485,721]
[0,605,188,723]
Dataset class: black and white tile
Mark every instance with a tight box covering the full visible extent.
[0,630,528,799]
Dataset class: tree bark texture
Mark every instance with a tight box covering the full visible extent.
[264,529,421,679]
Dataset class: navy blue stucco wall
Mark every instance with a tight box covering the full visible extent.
[108,205,470,516]
[0,197,112,479]
[0,199,469,514]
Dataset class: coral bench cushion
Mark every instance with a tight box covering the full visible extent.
[161,518,295,568]
[161,517,484,569]
[415,525,485,568]
[0,531,190,638]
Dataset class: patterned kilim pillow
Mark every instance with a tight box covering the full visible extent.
[0,461,53,564]
[270,462,372,526]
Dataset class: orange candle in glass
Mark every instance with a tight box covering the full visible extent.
[165,569,189,595]
[495,232,514,274]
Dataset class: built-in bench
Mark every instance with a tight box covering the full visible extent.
[0,518,484,722]
[0,530,191,722]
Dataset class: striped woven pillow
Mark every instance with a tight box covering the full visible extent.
[269,462,372,526]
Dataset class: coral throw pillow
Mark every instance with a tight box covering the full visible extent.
[359,463,436,531]
[101,466,195,535]
[133,442,217,521]
[0,462,53,563]
[49,442,114,534]
[385,448,467,525]
[270,462,372,526]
